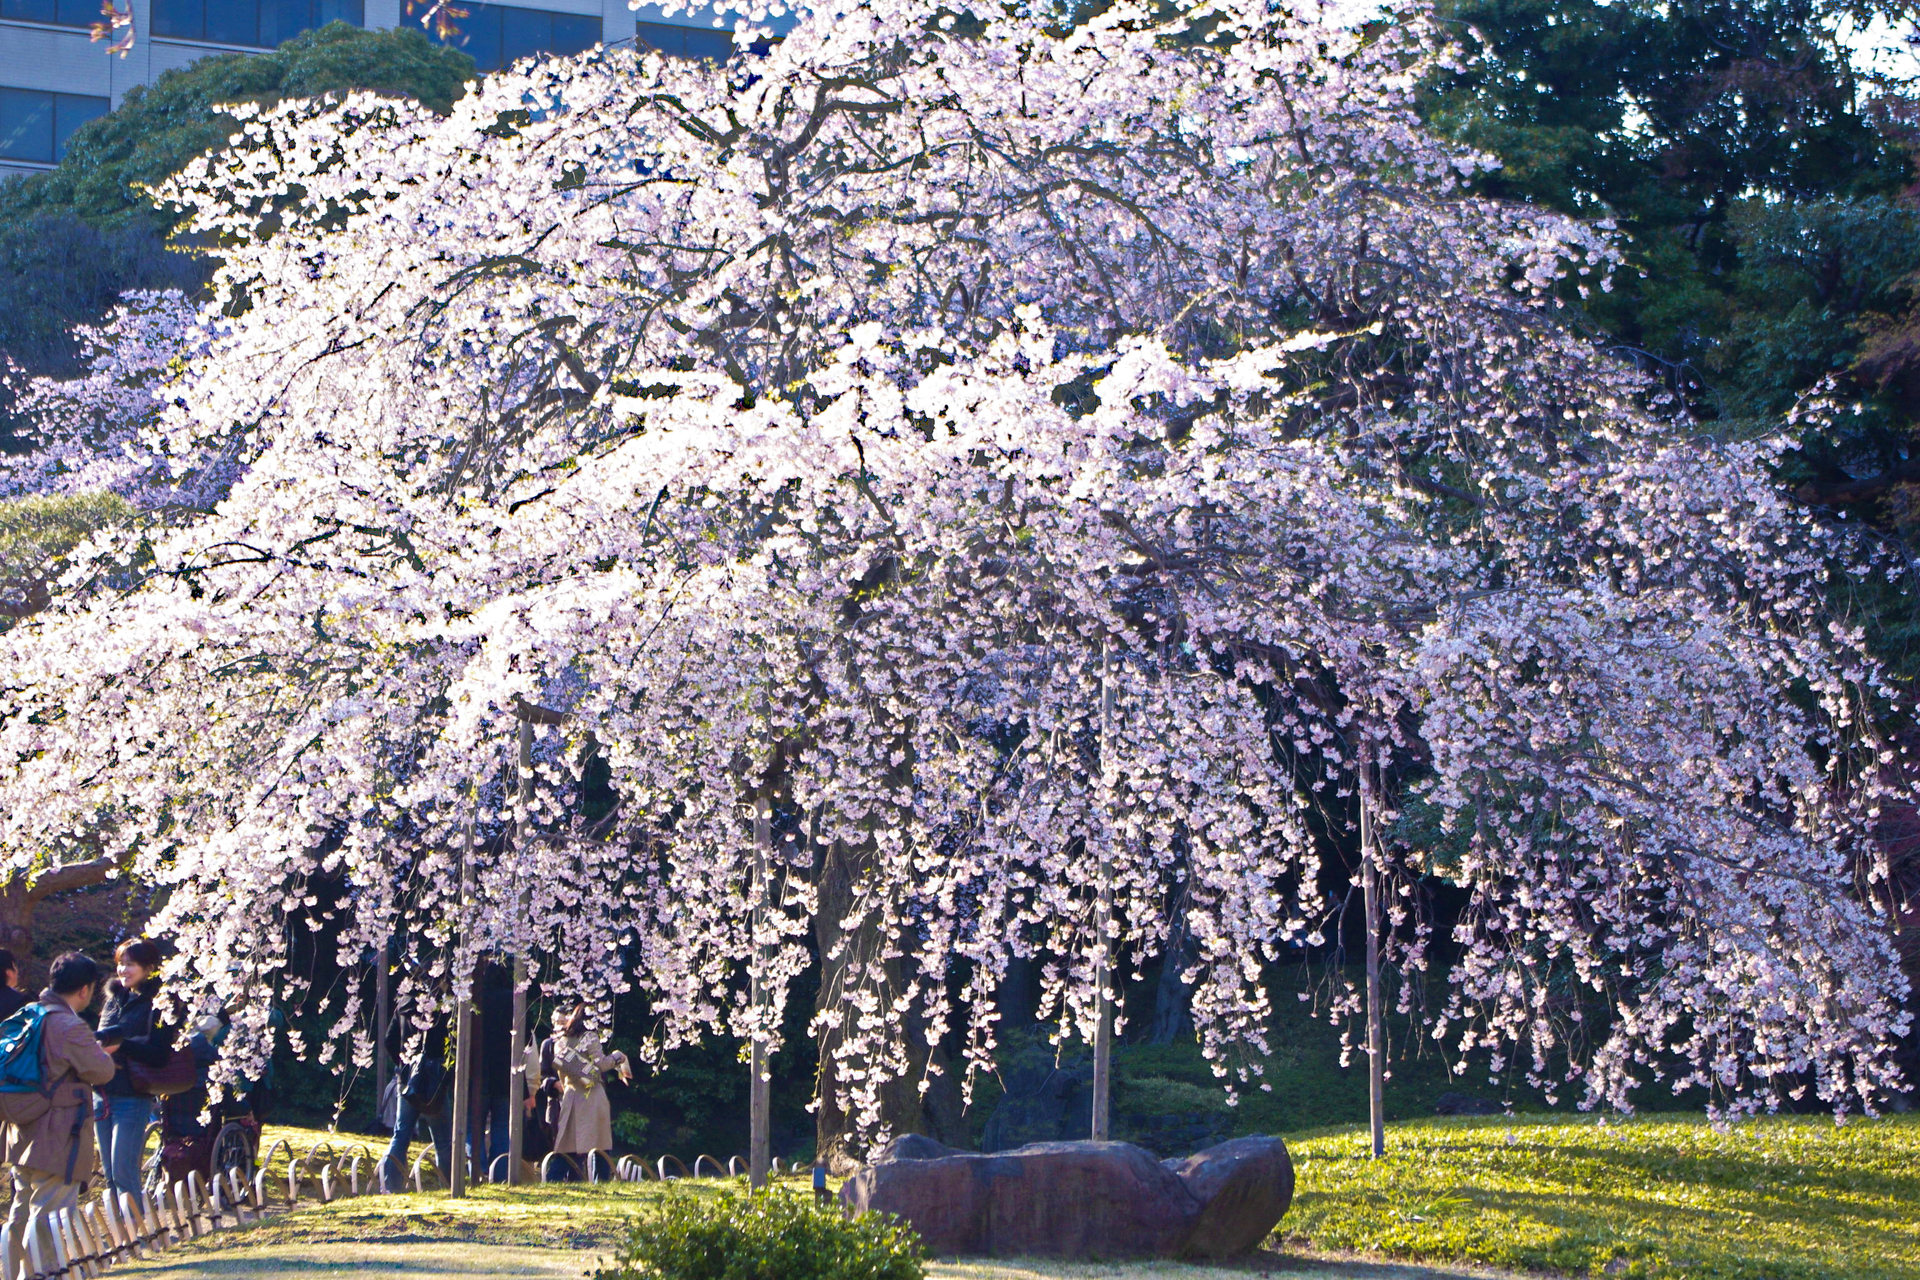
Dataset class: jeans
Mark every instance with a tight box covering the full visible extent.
[93,1093,152,1200]
[380,1093,450,1192]
[478,1091,513,1170]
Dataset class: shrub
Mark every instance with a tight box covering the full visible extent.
[592,1186,925,1280]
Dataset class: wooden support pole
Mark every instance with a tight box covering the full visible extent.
[508,716,533,1186]
[1090,643,1114,1143]
[374,943,390,1119]
[449,808,476,1197]
[748,800,772,1190]
[1359,764,1386,1159]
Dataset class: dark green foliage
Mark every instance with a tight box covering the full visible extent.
[591,1188,926,1280]
[1424,0,1911,379]
[0,23,474,447]
[1423,0,1920,687]
[0,214,202,410]
[0,23,472,236]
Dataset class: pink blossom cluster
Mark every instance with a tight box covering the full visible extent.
[1,290,220,509]
[0,0,1905,1135]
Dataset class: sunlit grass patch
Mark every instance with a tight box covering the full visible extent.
[1284,1112,1920,1279]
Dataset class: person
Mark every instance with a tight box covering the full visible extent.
[474,961,514,1179]
[0,952,116,1280]
[93,939,173,1200]
[379,998,451,1193]
[522,1032,557,1175]
[547,1002,629,1180]
[0,951,27,1022]
[154,1005,244,1187]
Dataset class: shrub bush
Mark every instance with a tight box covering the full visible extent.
[592,1186,925,1280]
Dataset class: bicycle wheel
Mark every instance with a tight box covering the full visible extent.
[212,1119,257,1183]
[140,1120,165,1194]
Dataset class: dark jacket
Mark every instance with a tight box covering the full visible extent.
[386,1008,450,1114]
[0,984,28,1022]
[478,966,514,1099]
[96,975,175,1097]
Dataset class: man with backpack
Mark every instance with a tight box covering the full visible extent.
[0,952,116,1280]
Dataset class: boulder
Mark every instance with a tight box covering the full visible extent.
[1163,1136,1295,1259]
[875,1133,963,1162]
[841,1135,1293,1260]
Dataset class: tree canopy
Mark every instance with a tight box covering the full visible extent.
[1424,1,1920,673]
[0,0,1905,1146]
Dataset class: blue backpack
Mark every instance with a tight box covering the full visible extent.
[0,1003,56,1124]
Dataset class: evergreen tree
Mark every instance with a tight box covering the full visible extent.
[0,22,474,445]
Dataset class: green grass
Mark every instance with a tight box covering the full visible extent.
[222,1115,1919,1279]
[231,1123,773,1248]
[1284,1113,1920,1280]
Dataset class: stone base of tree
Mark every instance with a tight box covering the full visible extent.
[839,1134,1293,1260]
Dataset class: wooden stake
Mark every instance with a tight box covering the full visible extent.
[748,800,772,1190]
[1359,764,1386,1159]
[1090,642,1114,1143]
[508,716,533,1186]
[449,805,476,1197]
[375,942,391,1121]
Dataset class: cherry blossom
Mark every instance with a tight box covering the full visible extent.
[0,0,1905,1143]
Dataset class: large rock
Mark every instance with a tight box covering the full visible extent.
[840,1135,1293,1260]
[1163,1136,1296,1259]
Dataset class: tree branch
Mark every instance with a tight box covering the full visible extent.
[26,853,121,901]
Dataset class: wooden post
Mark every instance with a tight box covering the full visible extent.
[1090,643,1114,1143]
[507,716,533,1186]
[748,801,772,1190]
[449,809,476,1197]
[1359,764,1386,1159]
[374,945,390,1122]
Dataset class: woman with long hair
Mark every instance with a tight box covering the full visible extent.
[547,1002,628,1178]
[94,939,174,1198]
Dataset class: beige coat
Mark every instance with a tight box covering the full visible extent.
[1,992,116,1183]
[549,1031,627,1155]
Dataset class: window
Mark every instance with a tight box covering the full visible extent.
[0,0,103,28]
[634,19,734,62]
[426,3,600,73]
[150,0,362,46]
[0,87,107,165]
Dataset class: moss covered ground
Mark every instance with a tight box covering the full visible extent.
[130,1113,1917,1280]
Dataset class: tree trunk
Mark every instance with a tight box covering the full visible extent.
[1147,896,1195,1046]
[813,836,963,1173]
[0,878,37,966]
[0,852,122,977]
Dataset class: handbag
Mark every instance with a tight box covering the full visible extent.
[378,1074,401,1132]
[128,1046,199,1098]
[160,1131,212,1182]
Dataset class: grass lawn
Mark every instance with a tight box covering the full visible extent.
[121,1114,1916,1280]
[1285,1113,1919,1280]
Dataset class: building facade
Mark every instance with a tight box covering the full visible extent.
[0,0,762,179]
